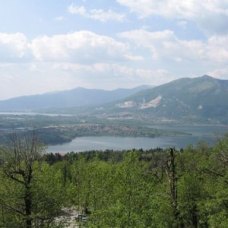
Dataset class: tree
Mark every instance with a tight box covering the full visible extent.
[0,133,47,227]
[165,148,180,227]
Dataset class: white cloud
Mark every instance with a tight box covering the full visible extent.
[1,30,228,72]
[119,29,175,59]
[0,33,30,62]
[117,0,228,34]
[119,29,228,64]
[1,30,227,69]
[0,31,141,64]
[68,5,86,16]
[68,4,125,22]
[31,31,139,63]
[118,0,228,18]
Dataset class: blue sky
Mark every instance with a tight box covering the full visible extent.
[0,0,228,99]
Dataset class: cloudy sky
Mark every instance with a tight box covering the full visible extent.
[0,0,228,100]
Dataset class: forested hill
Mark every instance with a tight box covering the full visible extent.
[0,86,149,111]
[104,75,228,124]
[0,134,227,227]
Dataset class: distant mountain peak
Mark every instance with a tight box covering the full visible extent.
[106,75,228,124]
[202,74,212,77]
[199,75,214,80]
[0,86,148,111]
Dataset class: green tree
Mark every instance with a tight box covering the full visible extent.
[0,133,63,227]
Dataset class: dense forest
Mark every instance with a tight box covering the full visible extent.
[0,134,227,227]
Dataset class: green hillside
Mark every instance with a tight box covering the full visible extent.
[101,75,228,124]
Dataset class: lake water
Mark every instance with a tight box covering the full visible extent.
[47,124,228,153]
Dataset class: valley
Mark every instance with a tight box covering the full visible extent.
[0,112,188,145]
[0,75,227,152]
[0,111,227,153]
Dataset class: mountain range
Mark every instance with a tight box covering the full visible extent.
[102,75,228,124]
[0,86,149,111]
[0,75,227,124]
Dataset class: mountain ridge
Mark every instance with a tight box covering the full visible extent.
[0,86,151,111]
[0,75,227,124]
[99,75,228,124]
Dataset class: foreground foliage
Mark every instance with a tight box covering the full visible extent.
[0,135,227,227]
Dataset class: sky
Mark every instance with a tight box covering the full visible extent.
[0,0,228,100]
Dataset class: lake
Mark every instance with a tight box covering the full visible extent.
[47,124,228,153]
